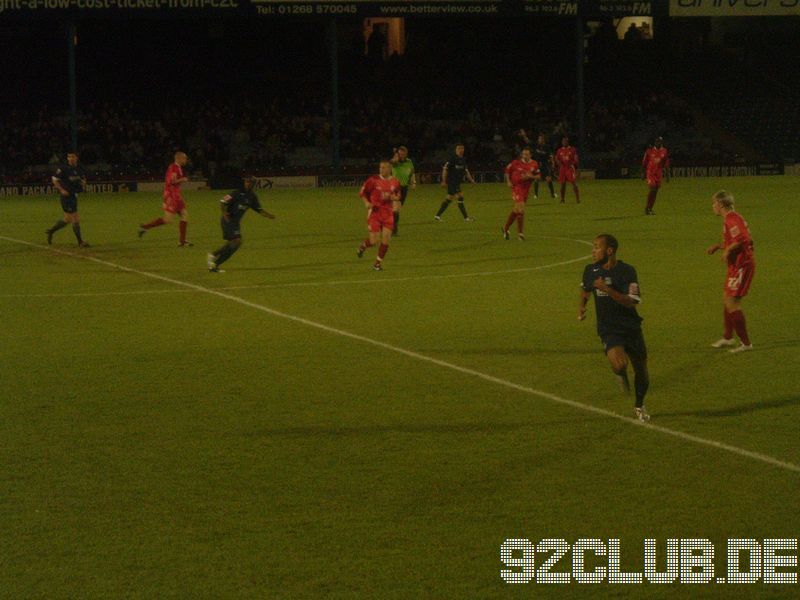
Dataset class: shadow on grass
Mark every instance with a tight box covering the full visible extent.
[424,346,594,357]
[658,395,800,418]
[591,215,643,222]
[247,418,599,439]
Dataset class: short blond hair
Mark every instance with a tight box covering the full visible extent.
[713,190,735,209]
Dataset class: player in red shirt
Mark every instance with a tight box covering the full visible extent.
[138,151,192,246]
[706,190,755,353]
[554,136,580,204]
[356,161,401,271]
[502,147,540,241]
[642,137,670,215]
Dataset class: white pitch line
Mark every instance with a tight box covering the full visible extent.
[0,255,589,298]
[3,234,799,475]
[0,288,198,299]
[0,233,592,298]
[218,253,592,292]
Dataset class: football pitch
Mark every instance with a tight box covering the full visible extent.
[1,176,798,597]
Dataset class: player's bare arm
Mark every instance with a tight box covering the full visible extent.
[257,209,276,220]
[578,289,591,321]
[220,197,232,220]
[53,179,70,197]
[593,277,639,308]
[465,169,476,184]
[722,241,742,262]
[707,243,722,255]
[440,167,448,187]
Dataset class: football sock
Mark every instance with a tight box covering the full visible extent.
[723,308,734,339]
[634,372,649,408]
[646,190,657,211]
[516,213,525,234]
[504,212,517,232]
[377,243,389,261]
[436,199,451,216]
[215,243,239,266]
[179,221,187,243]
[457,200,469,219]
[72,224,83,243]
[48,220,67,234]
[614,367,630,393]
[548,181,555,197]
[358,239,374,253]
[560,183,566,201]
[142,217,165,229]
[573,184,580,203]
[534,181,539,196]
[730,310,750,345]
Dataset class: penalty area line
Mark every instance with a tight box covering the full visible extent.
[3,235,799,475]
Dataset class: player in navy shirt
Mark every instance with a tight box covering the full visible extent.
[519,130,556,200]
[435,143,476,222]
[207,176,275,272]
[579,234,651,421]
[46,152,89,247]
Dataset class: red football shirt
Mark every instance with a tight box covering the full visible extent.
[723,211,754,268]
[504,159,540,189]
[643,147,670,177]
[360,176,401,213]
[164,163,184,198]
[555,146,578,169]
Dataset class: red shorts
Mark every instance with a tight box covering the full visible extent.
[512,186,531,204]
[163,193,186,214]
[368,210,394,233]
[558,167,576,183]
[646,174,662,188]
[725,262,755,297]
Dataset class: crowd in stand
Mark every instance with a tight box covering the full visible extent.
[1,88,722,184]
[4,16,796,184]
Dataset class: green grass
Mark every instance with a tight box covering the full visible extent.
[1,177,798,598]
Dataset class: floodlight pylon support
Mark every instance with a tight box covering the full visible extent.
[328,18,341,172]
[68,21,78,152]
[575,14,585,161]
